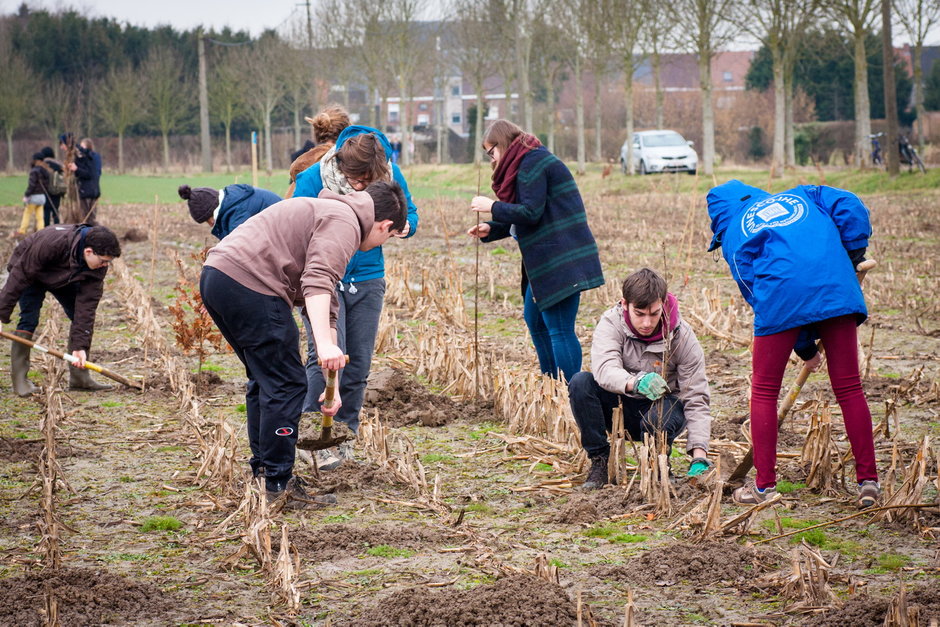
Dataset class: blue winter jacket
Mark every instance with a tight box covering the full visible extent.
[293,125,419,284]
[210,184,282,240]
[706,180,870,337]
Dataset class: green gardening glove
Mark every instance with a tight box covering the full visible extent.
[635,372,668,400]
[687,457,713,477]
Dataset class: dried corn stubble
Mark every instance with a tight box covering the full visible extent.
[800,405,843,496]
[36,316,72,572]
[221,478,274,573]
[636,432,674,517]
[874,436,934,529]
[273,525,301,614]
[187,405,240,498]
[778,541,838,612]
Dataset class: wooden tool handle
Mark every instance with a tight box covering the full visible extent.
[1,330,142,390]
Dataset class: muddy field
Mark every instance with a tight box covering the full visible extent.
[0,170,938,626]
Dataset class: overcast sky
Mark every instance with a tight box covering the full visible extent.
[4,1,939,45]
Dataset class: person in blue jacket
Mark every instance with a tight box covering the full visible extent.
[178,184,282,240]
[293,125,418,465]
[706,180,879,509]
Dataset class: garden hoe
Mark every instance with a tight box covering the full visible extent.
[727,259,876,484]
[296,356,351,451]
[1,330,142,390]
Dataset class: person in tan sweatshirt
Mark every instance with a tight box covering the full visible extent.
[569,268,713,490]
[200,181,407,507]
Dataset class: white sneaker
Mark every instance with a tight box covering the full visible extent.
[315,448,341,471]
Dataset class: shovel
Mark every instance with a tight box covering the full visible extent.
[1,330,142,390]
[727,259,876,484]
[296,355,351,451]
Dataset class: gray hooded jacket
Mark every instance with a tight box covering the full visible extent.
[590,303,712,453]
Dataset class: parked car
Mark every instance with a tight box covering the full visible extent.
[620,130,698,175]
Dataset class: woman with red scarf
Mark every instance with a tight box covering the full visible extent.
[468,120,604,382]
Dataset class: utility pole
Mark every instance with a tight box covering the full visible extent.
[304,0,313,49]
[198,30,213,173]
[882,0,899,175]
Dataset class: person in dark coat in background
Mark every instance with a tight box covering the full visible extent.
[68,137,102,225]
[39,146,63,226]
[706,180,879,509]
[178,184,282,240]
[16,153,50,237]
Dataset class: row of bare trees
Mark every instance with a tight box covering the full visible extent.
[1,0,937,175]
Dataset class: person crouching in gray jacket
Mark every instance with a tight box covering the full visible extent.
[569,268,713,489]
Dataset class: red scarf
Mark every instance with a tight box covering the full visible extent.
[491,133,542,203]
[623,293,680,343]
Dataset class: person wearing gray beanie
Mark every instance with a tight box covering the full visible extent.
[178,183,281,240]
[178,185,220,224]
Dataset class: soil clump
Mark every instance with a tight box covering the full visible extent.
[551,486,643,523]
[349,574,582,626]
[363,367,493,427]
[0,437,84,464]
[285,522,452,561]
[805,583,940,626]
[0,566,177,626]
[591,541,779,586]
[306,460,398,493]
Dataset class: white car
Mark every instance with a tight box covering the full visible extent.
[620,130,698,175]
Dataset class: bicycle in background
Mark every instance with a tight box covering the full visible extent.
[868,132,927,173]
[898,134,927,174]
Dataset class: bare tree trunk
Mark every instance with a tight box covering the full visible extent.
[785,73,796,166]
[5,130,12,173]
[912,43,925,153]
[771,48,785,175]
[474,91,485,166]
[519,35,533,130]
[224,123,232,172]
[545,65,558,153]
[653,51,664,129]
[400,77,411,167]
[264,115,273,175]
[118,131,125,174]
[624,75,635,175]
[852,29,872,166]
[198,33,212,173]
[882,0,899,175]
[698,54,715,175]
[162,132,170,172]
[594,71,603,161]
[293,107,301,151]
[575,54,585,174]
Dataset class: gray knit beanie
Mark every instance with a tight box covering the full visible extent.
[178,184,219,223]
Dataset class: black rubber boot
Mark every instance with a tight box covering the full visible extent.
[69,366,113,391]
[10,332,36,397]
[581,454,610,491]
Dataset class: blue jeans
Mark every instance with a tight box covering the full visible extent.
[303,278,385,433]
[200,267,306,490]
[522,284,582,382]
[568,371,687,458]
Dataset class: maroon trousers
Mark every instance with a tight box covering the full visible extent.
[750,315,877,489]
